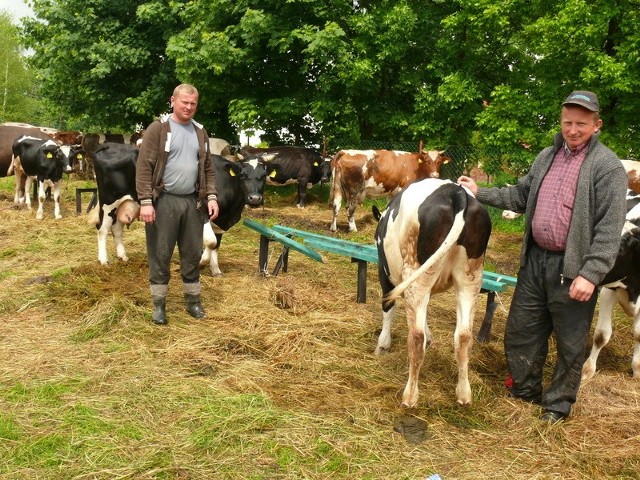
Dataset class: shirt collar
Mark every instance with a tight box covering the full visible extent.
[563,140,590,156]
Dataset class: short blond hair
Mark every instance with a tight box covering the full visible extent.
[173,83,199,98]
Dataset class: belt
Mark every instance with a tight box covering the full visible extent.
[533,243,565,255]
[163,191,196,197]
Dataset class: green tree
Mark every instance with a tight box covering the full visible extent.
[18,0,640,161]
[22,0,180,132]
[452,0,640,159]
[0,11,38,123]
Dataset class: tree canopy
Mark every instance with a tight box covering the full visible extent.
[17,0,640,159]
[0,11,38,123]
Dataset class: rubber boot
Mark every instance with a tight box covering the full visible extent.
[185,293,205,319]
[152,296,167,325]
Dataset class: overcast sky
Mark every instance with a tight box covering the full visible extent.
[0,0,34,24]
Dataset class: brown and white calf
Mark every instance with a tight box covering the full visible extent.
[374,178,491,407]
[330,148,450,232]
[582,188,640,381]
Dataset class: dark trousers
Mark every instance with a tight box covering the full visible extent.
[145,192,204,287]
[505,244,597,417]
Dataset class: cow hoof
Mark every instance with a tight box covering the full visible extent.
[374,346,389,356]
[581,364,596,382]
[456,399,472,407]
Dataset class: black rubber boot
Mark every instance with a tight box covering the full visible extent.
[152,296,167,325]
[185,294,205,319]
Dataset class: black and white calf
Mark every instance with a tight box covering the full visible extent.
[237,145,331,208]
[374,178,491,407]
[88,143,140,265]
[200,154,279,275]
[9,136,80,219]
[582,188,640,380]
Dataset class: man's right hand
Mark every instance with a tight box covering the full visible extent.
[457,176,478,195]
[140,204,156,224]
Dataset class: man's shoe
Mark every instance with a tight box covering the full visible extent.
[152,296,167,325]
[540,411,565,424]
[184,294,205,319]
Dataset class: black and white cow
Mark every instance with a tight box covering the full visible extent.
[582,188,640,381]
[237,145,331,208]
[9,136,81,219]
[88,142,140,265]
[200,154,279,275]
[373,178,491,407]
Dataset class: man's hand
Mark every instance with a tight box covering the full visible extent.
[457,175,478,195]
[569,275,596,302]
[208,199,219,221]
[140,204,156,224]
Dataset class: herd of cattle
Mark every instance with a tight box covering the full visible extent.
[2,120,640,408]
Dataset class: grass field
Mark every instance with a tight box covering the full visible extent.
[0,175,638,479]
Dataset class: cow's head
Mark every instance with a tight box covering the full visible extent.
[39,142,71,173]
[314,156,333,183]
[58,145,87,172]
[418,150,451,178]
[228,154,280,207]
[116,199,140,225]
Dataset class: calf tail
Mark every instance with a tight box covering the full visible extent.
[384,188,468,303]
[7,155,16,175]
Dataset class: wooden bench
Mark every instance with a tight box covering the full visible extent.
[75,187,98,214]
[243,219,517,342]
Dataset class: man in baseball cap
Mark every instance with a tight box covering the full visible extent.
[457,88,626,424]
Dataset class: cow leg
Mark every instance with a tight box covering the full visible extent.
[13,164,24,204]
[453,268,482,406]
[52,182,63,219]
[200,222,222,276]
[330,190,342,232]
[296,180,306,209]
[111,220,128,261]
[97,215,114,264]
[346,193,360,232]
[632,309,640,379]
[36,181,46,220]
[374,304,396,355]
[582,288,618,381]
[402,285,432,408]
[23,176,34,209]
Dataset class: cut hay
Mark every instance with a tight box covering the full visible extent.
[1,178,639,479]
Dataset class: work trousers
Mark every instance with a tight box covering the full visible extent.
[145,192,204,288]
[504,243,597,417]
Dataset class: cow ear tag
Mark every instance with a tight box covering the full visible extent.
[78,154,83,159]
[269,170,277,178]
[229,170,236,177]
[46,152,53,159]
[313,162,318,166]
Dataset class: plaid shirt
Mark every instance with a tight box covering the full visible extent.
[531,142,589,251]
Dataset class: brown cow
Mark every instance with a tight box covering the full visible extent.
[329,149,450,232]
[53,131,83,146]
[0,124,53,179]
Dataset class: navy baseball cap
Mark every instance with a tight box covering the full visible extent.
[562,90,600,112]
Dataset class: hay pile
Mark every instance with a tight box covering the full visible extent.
[0,178,639,479]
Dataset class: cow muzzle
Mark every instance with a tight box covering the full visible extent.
[246,194,264,207]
